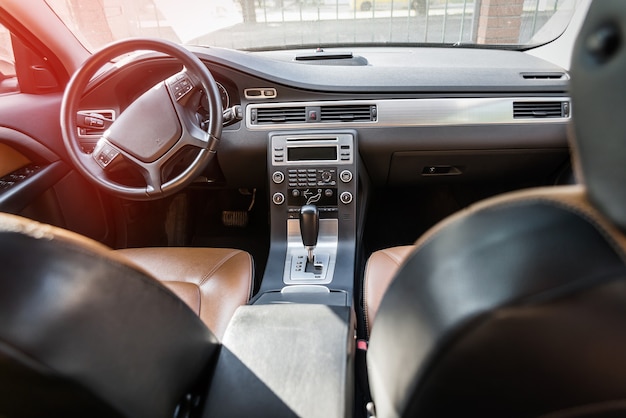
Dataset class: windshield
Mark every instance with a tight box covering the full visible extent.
[45,0,578,52]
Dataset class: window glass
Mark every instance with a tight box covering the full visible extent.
[0,24,19,94]
[0,24,16,78]
[45,0,578,52]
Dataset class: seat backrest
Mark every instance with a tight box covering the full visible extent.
[0,213,219,418]
[367,1,626,417]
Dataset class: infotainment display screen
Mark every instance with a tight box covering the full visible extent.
[287,146,337,162]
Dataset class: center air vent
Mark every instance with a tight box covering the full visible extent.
[320,104,376,122]
[254,107,306,124]
[250,103,377,125]
[513,101,570,119]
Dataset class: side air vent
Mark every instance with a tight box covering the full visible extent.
[513,101,570,119]
[254,107,307,124]
[320,104,376,122]
[521,72,567,80]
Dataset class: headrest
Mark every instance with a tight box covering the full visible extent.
[570,0,626,230]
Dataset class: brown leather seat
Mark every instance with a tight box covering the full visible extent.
[0,212,253,340]
[363,245,413,336]
[117,247,253,339]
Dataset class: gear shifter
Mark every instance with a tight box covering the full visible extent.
[300,204,319,264]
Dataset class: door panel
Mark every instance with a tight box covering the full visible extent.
[0,22,116,246]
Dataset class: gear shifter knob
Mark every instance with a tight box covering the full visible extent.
[300,204,319,263]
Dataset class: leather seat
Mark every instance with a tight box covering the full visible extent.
[363,245,413,335]
[365,2,626,417]
[117,247,252,339]
[0,212,253,417]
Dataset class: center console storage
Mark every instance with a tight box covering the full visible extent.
[203,304,355,418]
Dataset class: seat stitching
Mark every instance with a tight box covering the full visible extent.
[197,250,243,286]
[163,281,202,316]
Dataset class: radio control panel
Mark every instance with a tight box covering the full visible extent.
[271,133,354,166]
[268,132,357,220]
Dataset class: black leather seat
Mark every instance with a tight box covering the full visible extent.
[0,212,253,417]
[365,1,626,416]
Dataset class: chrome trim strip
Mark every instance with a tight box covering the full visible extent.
[246,97,570,130]
[244,87,277,100]
[281,285,330,293]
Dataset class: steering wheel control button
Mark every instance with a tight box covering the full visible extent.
[273,192,285,205]
[170,75,193,101]
[272,171,285,184]
[340,170,353,183]
[93,141,120,169]
[340,191,353,204]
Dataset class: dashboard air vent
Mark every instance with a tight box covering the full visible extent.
[521,72,567,80]
[255,107,306,124]
[513,101,570,119]
[320,104,376,122]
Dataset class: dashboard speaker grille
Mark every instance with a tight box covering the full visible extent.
[513,101,569,119]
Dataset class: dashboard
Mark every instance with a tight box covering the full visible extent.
[76,46,571,190]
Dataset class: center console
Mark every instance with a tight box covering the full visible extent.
[204,131,359,418]
[256,130,358,301]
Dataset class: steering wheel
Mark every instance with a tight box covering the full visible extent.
[60,38,223,201]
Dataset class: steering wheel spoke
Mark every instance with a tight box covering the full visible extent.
[61,38,223,201]
[142,163,164,196]
[166,69,196,103]
[91,137,123,170]
[165,70,218,152]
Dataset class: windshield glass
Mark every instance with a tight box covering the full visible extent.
[45,0,577,51]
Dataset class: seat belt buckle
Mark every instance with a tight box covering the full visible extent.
[357,339,368,351]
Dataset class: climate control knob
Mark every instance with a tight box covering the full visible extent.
[321,171,332,183]
[340,191,353,204]
[272,192,285,205]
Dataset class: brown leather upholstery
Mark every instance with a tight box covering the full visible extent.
[364,245,414,335]
[117,247,253,339]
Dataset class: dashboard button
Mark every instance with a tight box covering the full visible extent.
[340,191,353,204]
[272,171,285,184]
[340,170,353,183]
[272,192,285,205]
